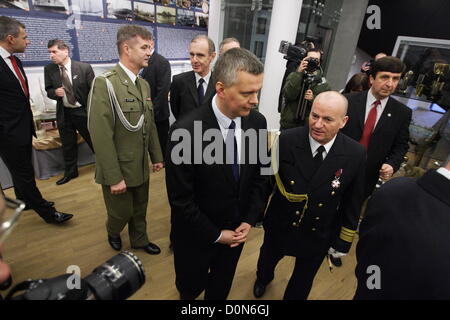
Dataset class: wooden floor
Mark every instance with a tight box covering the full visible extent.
[2,164,358,300]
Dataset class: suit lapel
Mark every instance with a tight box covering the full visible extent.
[115,64,143,102]
[357,91,369,131]
[0,55,27,97]
[188,71,200,107]
[238,115,249,190]
[205,73,215,100]
[292,129,315,184]
[373,97,394,135]
[204,104,238,189]
[71,61,79,93]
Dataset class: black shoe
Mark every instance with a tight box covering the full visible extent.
[329,255,342,267]
[0,275,12,291]
[108,236,122,251]
[253,280,266,298]
[132,242,161,255]
[24,201,54,211]
[44,211,73,224]
[56,174,78,185]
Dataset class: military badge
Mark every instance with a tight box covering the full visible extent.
[331,169,343,189]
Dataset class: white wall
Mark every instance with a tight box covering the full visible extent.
[258,0,303,130]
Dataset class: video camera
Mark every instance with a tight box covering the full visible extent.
[4,251,145,300]
[279,40,308,64]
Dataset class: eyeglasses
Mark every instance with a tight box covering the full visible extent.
[0,197,25,246]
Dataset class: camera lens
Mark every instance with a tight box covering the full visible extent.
[84,251,145,300]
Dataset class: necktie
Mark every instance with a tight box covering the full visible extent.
[9,55,29,97]
[313,145,325,173]
[359,100,380,150]
[60,65,77,105]
[197,78,205,105]
[226,120,239,182]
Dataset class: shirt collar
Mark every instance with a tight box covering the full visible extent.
[61,57,71,70]
[119,61,138,84]
[211,95,241,130]
[308,133,337,157]
[436,167,450,180]
[0,45,12,60]
[195,70,211,86]
[368,88,389,109]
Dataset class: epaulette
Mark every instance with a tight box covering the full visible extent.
[101,70,116,78]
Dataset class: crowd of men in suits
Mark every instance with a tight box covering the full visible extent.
[1,15,449,300]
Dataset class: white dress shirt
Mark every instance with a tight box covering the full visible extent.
[195,70,211,94]
[365,89,389,127]
[211,94,242,164]
[309,134,337,160]
[60,58,82,108]
[437,167,450,180]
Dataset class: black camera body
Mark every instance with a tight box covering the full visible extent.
[305,57,320,73]
[279,40,308,64]
[5,251,145,300]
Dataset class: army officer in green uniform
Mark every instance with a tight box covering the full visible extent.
[88,25,164,254]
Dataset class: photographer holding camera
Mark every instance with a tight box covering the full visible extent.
[280,48,331,129]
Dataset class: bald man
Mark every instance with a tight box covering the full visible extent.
[254,91,366,300]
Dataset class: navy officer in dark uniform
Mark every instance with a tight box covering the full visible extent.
[254,91,366,300]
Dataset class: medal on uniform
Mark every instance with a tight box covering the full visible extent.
[331,169,343,189]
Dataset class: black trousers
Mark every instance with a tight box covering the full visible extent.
[256,233,324,300]
[155,119,169,161]
[0,140,55,220]
[173,237,244,300]
[58,107,94,177]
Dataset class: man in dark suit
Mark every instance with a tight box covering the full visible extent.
[253,91,366,300]
[45,39,95,185]
[170,34,216,120]
[166,48,268,300]
[141,34,171,159]
[354,155,450,300]
[342,56,412,198]
[0,16,72,224]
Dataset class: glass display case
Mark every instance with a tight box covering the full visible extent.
[392,36,450,111]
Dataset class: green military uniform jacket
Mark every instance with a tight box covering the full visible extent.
[280,70,331,129]
[88,64,163,187]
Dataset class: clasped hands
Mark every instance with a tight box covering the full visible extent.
[218,222,252,248]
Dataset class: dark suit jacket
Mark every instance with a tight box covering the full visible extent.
[44,60,95,127]
[354,169,450,299]
[342,90,412,196]
[141,52,171,122]
[165,103,269,246]
[169,70,215,120]
[0,55,34,146]
[264,127,366,258]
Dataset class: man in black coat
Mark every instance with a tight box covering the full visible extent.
[254,91,366,300]
[170,34,216,120]
[354,155,450,300]
[342,56,412,198]
[141,35,171,159]
[165,48,268,300]
[0,16,72,224]
[44,39,95,185]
